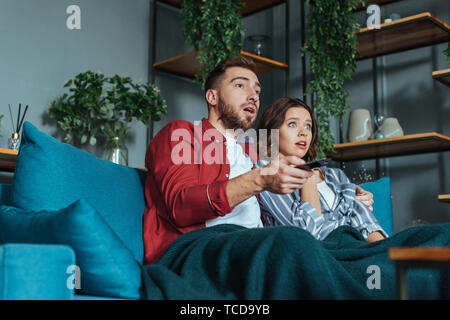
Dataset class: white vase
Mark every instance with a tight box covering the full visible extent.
[377,117,403,138]
[347,109,373,142]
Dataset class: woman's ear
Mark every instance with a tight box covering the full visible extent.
[205,89,218,107]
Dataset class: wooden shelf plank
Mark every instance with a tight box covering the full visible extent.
[389,247,450,262]
[153,50,288,79]
[241,51,288,71]
[432,68,450,87]
[438,194,450,203]
[240,0,285,16]
[158,0,285,17]
[355,0,401,11]
[356,12,450,60]
[327,132,450,162]
[0,148,18,173]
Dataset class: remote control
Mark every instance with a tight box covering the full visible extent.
[296,158,329,170]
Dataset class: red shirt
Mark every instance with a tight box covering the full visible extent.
[143,118,257,264]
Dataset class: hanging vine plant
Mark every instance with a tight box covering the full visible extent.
[303,0,364,158]
[444,43,450,61]
[181,0,244,89]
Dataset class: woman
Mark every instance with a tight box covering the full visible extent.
[257,97,386,242]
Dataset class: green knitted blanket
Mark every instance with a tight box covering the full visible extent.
[143,223,449,299]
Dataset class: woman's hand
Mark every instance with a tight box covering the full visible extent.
[356,185,374,211]
[367,231,385,242]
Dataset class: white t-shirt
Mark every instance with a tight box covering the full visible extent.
[205,135,263,228]
[317,181,336,210]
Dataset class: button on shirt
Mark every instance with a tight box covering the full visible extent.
[206,135,263,228]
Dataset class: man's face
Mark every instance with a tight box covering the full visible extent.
[215,66,261,131]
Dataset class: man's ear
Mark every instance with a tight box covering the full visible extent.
[205,89,218,107]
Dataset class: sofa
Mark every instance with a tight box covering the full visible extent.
[0,122,394,300]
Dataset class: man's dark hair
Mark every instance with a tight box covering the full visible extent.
[204,56,257,92]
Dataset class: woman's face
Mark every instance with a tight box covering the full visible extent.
[278,107,313,159]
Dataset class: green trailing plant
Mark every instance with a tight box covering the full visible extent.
[48,71,167,146]
[181,0,244,88]
[444,43,450,61]
[302,0,364,158]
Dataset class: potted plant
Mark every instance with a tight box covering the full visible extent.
[48,71,167,165]
[181,0,244,88]
[302,0,364,158]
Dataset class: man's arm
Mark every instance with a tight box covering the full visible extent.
[147,121,231,227]
[355,185,374,211]
[148,122,313,225]
[225,156,313,209]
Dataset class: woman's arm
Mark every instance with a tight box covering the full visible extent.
[334,168,374,211]
[300,172,322,215]
[331,168,386,241]
[351,197,388,241]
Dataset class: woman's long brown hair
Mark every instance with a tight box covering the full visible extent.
[257,97,318,162]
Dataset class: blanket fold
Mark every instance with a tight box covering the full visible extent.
[143,223,449,299]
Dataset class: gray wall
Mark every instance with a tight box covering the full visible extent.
[0,0,150,170]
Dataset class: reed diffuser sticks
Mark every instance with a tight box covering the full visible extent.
[8,103,29,134]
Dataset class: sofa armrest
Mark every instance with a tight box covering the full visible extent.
[0,243,76,300]
[0,184,13,206]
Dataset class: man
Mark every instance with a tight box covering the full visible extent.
[143,56,374,265]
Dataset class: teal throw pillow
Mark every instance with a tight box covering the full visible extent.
[0,184,13,206]
[12,122,145,262]
[360,177,394,236]
[0,199,143,299]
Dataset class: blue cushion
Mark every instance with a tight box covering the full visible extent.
[360,177,394,236]
[12,122,145,263]
[0,184,13,205]
[0,199,143,299]
[0,243,75,300]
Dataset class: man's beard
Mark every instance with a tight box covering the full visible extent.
[217,96,255,131]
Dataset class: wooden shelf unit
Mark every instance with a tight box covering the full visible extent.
[153,0,289,80]
[328,132,450,162]
[432,68,450,87]
[356,12,450,60]
[153,50,288,79]
[438,194,450,203]
[0,148,18,173]
[158,0,285,17]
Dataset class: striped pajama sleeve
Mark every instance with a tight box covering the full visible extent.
[257,161,387,241]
